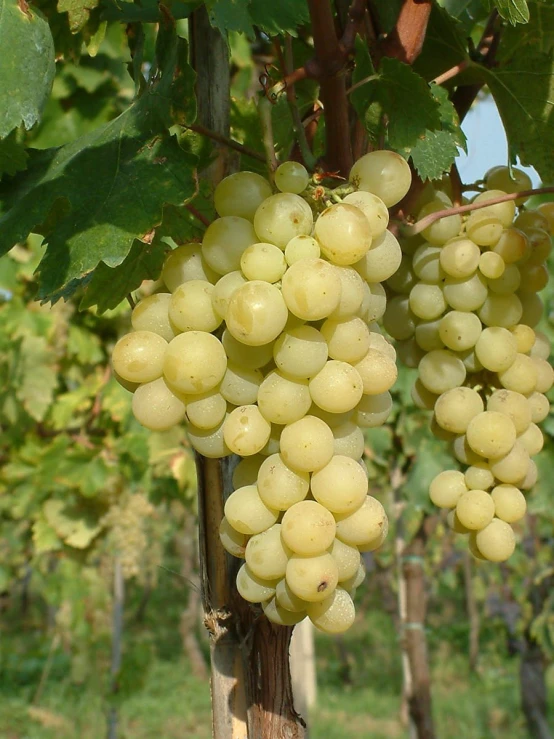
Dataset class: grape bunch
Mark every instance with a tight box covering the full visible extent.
[111,151,412,633]
[385,166,553,563]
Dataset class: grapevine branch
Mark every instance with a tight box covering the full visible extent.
[185,203,212,227]
[186,123,266,162]
[380,0,433,64]
[403,186,554,236]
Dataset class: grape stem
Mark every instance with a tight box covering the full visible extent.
[258,95,279,174]
[281,36,318,170]
[187,123,266,163]
[403,186,554,236]
[185,203,212,228]
[126,293,136,310]
[431,60,470,87]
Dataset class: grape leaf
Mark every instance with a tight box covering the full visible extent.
[58,0,98,32]
[431,84,467,151]
[414,5,469,82]
[411,130,461,181]
[481,50,554,181]
[0,132,28,178]
[205,0,254,36]
[491,0,530,24]
[15,335,58,421]
[367,58,442,150]
[0,37,198,304]
[248,0,309,36]
[0,0,56,137]
[499,1,554,57]
[80,238,169,312]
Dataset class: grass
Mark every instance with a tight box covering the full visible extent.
[1,577,553,738]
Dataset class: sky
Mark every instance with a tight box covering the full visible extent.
[456,96,539,187]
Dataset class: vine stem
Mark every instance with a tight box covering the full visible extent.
[187,123,266,162]
[403,186,554,236]
[185,203,212,227]
[431,60,470,87]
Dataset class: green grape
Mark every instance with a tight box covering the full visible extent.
[225,485,279,535]
[285,235,321,265]
[474,327,517,372]
[412,243,444,283]
[491,485,527,523]
[223,405,271,456]
[132,293,176,342]
[438,311,482,352]
[281,258,342,320]
[257,453,309,510]
[321,317,371,364]
[226,281,288,346]
[429,470,467,509]
[314,203,372,265]
[285,553,339,602]
[455,489,495,530]
[275,161,310,194]
[236,564,279,603]
[474,518,516,562]
[307,588,356,634]
[342,191,389,237]
[220,362,263,406]
[434,387,484,434]
[466,411,516,458]
[349,150,412,207]
[311,455,368,514]
[257,370,312,425]
[254,192,313,248]
[202,216,258,275]
[418,349,466,395]
[408,282,447,321]
[245,524,291,580]
[439,238,480,278]
[280,415,335,472]
[112,331,168,384]
[281,500,336,555]
[273,325,328,378]
[132,377,186,431]
[309,360,364,414]
[240,242,287,282]
[162,243,218,291]
[169,280,222,333]
[163,331,227,394]
[214,171,272,220]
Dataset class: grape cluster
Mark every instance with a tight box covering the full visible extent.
[112,152,412,632]
[385,166,553,562]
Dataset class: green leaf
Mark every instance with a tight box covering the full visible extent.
[32,515,63,554]
[248,0,309,36]
[362,58,441,151]
[100,0,195,23]
[15,335,58,421]
[0,36,198,304]
[481,50,554,182]
[499,1,554,57]
[414,5,469,82]
[431,84,467,151]
[43,499,101,549]
[0,131,28,178]
[492,0,530,24]
[411,130,461,181]
[80,238,168,312]
[205,0,254,36]
[58,0,99,33]
[0,0,56,137]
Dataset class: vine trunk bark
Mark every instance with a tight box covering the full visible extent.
[190,9,306,736]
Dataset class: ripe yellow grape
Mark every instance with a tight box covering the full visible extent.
[281,500,337,555]
[311,455,368,514]
[253,192,313,248]
[220,362,263,406]
[226,280,288,346]
[132,377,186,431]
[353,391,393,428]
[438,310,482,351]
[214,171,273,221]
[314,203,373,265]
[263,598,307,626]
[353,349,398,395]
[232,455,265,489]
[486,389,531,434]
[307,588,356,634]
[184,388,227,430]
[163,331,227,394]
[474,326,518,372]
[112,330,168,384]
[131,293,176,342]
[187,417,231,458]
[466,411,517,459]
[429,470,467,508]
[169,280,222,333]
[211,271,248,319]
[434,387,484,434]
[418,349,466,395]
[286,553,339,602]
[353,230,402,282]
[332,421,365,459]
[349,150,412,207]
[273,325,328,378]
[223,405,271,456]
[455,489,495,530]
[240,242,287,283]
[245,524,291,579]
[257,370,312,425]
[474,518,516,562]
[321,317,371,363]
[224,484,279,535]
[219,517,248,558]
[334,495,387,548]
[309,360,364,414]
[489,441,530,484]
[256,453,310,510]
[236,564,279,603]
[280,415,335,472]
[281,258,342,320]
[274,161,310,194]
[439,238,480,278]
[202,216,258,275]
[161,243,217,291]
[332,267,368,320]
[342,191,389,237]
[285,235,321,265]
